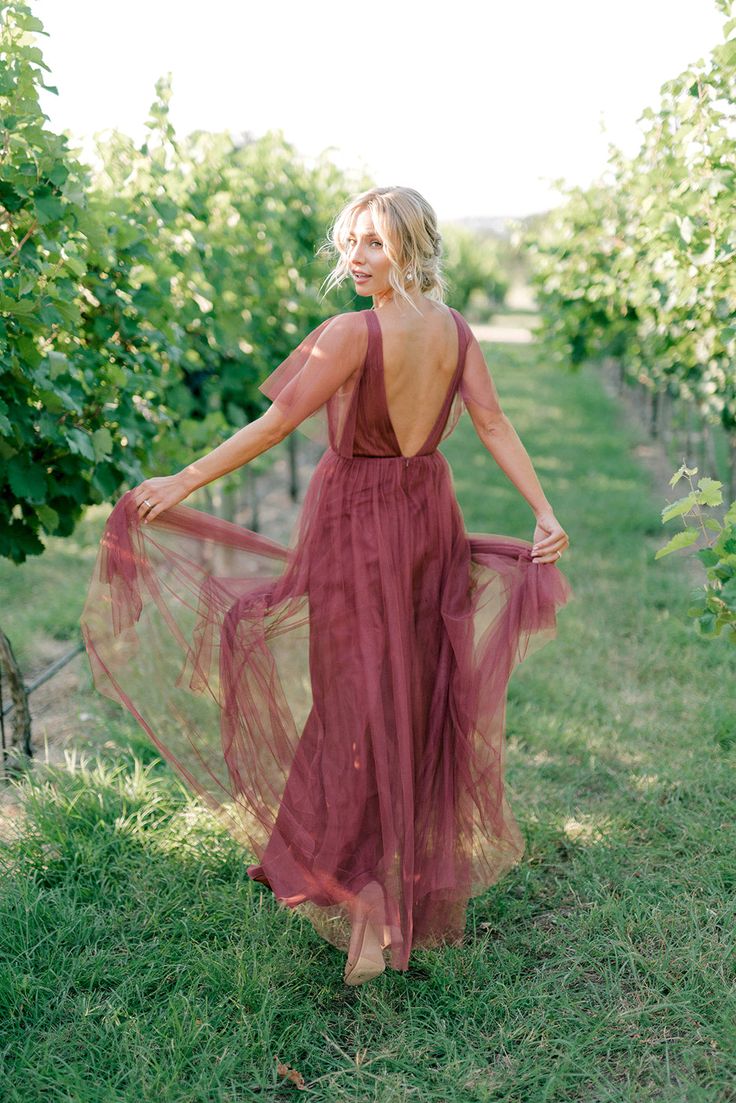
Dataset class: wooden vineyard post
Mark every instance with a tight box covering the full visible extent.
[0,628,32,780]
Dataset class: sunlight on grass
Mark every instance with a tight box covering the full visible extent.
[562,816,603,842]
[630,773,661,791]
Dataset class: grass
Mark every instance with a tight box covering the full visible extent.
[1,339,735,1102]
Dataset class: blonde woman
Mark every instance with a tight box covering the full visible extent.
[81,186,572,987]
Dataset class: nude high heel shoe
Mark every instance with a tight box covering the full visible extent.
[343,881,390,986]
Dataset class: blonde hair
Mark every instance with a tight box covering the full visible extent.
[317,186,448,314]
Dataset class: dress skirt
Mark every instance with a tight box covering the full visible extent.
[80,442,572,972]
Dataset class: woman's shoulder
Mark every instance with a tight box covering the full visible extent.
[316,310,369,336]
[300,311,370,364]
[418,302,473,347]
[297,310,367,344]
[425,300,472,336]
[332,309,369,323]
[441,302,469,328]
[443,303,474,343]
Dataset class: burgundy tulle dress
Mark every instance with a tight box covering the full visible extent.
[80,306,573,973]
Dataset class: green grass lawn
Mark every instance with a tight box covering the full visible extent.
[1,340,735,1102]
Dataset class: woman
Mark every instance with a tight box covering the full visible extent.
[81,185,572,986]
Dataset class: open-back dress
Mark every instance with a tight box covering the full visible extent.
[80,305,573,973]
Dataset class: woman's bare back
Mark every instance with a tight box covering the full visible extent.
[372,302,461,458]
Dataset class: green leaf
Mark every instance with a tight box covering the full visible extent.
[92,427,114,460]
[66,427,96,461]
[47,163,69,187]
[106,364,127,388]
[695,477,723,507]
[696,612,719,637]
[151,195,179,222]
[6,457,47,504]
[14,12,47,32]
[655,528,700,559]
[669,464,688,487]
[696,547,720,567]
[36,504,60,533]
[63,253,87,277]
[33,189,65,224]
[35,387,76,414]
[721,577,736,607]
[661,492,697,523]
[5,518,45,562]
[0,295,37,316]
[91,462,120,498]
[45,350,69,379]
[48,298,82,327]
[713,38,736,67]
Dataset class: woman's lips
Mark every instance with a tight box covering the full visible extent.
[353,272,371,281]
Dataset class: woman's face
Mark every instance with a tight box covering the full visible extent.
[345,209,394,298]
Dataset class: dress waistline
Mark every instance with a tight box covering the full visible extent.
[327,447,442,467]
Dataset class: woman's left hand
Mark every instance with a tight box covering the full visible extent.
[531,510,569,564]
[131,474,192,525]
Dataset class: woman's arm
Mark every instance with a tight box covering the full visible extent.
[461,330,569,563]
[177,405,287,495]
[126,408,288,525]
[131,313,365,525]
[462,333,552,518]
[472,412,553,520]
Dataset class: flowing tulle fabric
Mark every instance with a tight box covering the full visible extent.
[80,307,573,972]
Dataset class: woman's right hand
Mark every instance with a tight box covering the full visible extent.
[130,473,194,525]
[531,511,569,564]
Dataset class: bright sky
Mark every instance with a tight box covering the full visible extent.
[33,0,726,222]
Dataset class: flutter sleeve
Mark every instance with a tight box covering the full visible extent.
[258,311,368,448]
